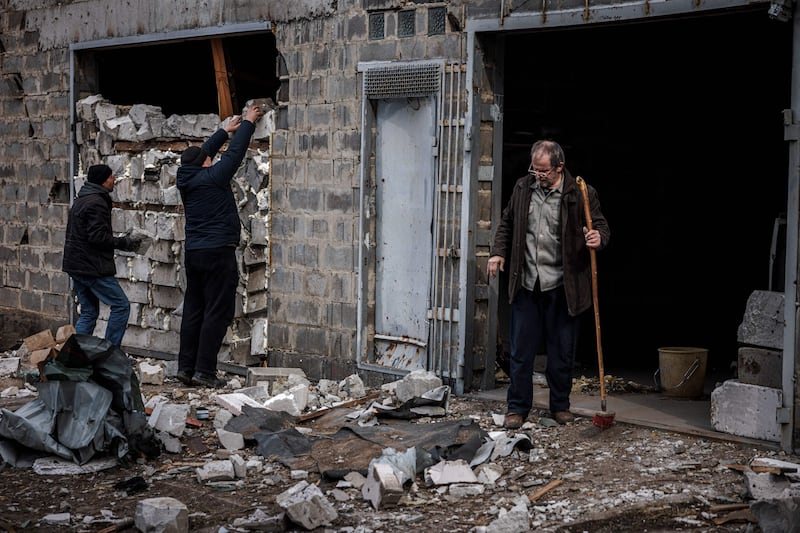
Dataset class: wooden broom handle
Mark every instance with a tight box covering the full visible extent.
[576,177,606,404]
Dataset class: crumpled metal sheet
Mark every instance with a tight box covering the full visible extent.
[0,334,156,467]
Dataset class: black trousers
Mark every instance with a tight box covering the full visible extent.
[178,247,238,375]
[506,284,580,416]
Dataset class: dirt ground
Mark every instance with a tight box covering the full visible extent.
[0,368,794,533]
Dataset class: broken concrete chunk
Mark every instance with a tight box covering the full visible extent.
[0,357,20,377]
[743,470,792,500]
[276,480,338,530]
[361,462,404,510]
[23,329,55,352]
[55,324,76,344]
[134,497,189,533]
[394,369,443,403]
[339,374,366,399]
[196,460,236,483]
[139,361,164,385]
[737,290,784,349]
[424,459,479,487]
[215,392,267,416]
[216,428,245,451]
[148,402,190,437]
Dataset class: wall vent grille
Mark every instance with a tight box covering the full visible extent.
[364,62,440,99]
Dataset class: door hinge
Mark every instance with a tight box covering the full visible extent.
[782,109,800,140]
[777,406,792,424]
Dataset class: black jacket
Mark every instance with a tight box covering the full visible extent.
[491,170,610,316]
[177,121,255,251]
[62,182,128,277]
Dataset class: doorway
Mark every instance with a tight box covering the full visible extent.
[496,9,792,379]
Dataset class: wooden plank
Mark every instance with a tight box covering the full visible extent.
[210,38,233,120]
[709,503,750,513]
[712,508,756,525]
[528,479,564,502]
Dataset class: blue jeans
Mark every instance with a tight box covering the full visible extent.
[70,274,130,347]
[507,285,579,417]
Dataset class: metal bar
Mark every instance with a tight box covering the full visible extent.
[69,22,271,51]
[373,333,428,348]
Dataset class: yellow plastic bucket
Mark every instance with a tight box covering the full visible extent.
[656,347,708,399]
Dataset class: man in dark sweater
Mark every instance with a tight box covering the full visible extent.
[176,103,263,388]
[63,164,141,347]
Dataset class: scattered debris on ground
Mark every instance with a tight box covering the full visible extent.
[0,330,798,532]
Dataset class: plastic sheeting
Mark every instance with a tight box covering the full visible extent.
[0,334,159,467]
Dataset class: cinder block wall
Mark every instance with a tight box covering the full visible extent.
[0,0,475,386]
[267,3,468,383]
[0,7,72,349]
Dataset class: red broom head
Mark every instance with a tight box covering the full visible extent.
[593,411,615,429]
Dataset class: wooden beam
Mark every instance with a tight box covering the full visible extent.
[211,38,233,120]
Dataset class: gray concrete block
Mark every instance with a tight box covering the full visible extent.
[246,366,306,389]
[738,346,782,388]
[737,290,784,349]
[710,380,781,442]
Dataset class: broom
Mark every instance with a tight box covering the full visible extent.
[576,177,615,429]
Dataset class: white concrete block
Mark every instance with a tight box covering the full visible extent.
[710,380,782,442]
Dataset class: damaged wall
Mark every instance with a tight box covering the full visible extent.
[73,94,273,365]
[0,0,473,384]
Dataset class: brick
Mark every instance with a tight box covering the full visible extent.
[151,286,182,309]
[738,347,782,388]
[23,328,55,351]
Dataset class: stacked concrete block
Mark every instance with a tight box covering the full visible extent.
[72,94,271,362]
[711,290,785,442]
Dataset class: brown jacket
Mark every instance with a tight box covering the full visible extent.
[491,169,610,316]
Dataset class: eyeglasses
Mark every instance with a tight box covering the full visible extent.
[528,164,556,178]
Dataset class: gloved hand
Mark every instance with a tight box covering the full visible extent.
[123,236,142,253]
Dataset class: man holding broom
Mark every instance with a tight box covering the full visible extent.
[488,140,610,428]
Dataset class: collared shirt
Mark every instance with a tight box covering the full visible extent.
[522,179,563,291]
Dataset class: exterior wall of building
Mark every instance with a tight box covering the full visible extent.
[266,3,470,383]
[0,1,481,388]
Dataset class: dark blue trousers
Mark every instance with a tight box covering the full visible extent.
[506,285,579,417]
[178,247,238,376]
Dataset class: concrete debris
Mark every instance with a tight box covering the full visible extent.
[134,497,189,533]
[41,512,71,526]
[196,460,236,483]
[3,340,800,531]
[424,459,479,486]
[362,462,404,510]
[276,480,338,530]
[231,508,286,531]
[138,361,164,385]
[393,369,443,403]
[475,498,531,532]
[750,497,800,533]
[148,402,191,437]
[0,358,20,377]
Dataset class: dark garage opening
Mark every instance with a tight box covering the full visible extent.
[499,6,792,378]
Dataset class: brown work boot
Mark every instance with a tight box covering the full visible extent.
[553,410,575,425]
[503,412,524,429]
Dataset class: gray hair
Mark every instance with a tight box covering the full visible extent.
[530,140,565,167]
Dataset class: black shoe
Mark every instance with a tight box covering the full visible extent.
[176,370,194,386]
[192,372,227,388]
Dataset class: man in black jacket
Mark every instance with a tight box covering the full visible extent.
[175,103,263,388]
[63,164,141,347]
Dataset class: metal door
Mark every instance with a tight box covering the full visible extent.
[373,97,436,370]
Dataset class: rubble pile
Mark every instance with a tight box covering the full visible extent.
[0,332,799,532]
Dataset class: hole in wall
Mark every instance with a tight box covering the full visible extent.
[78,32,280,117]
